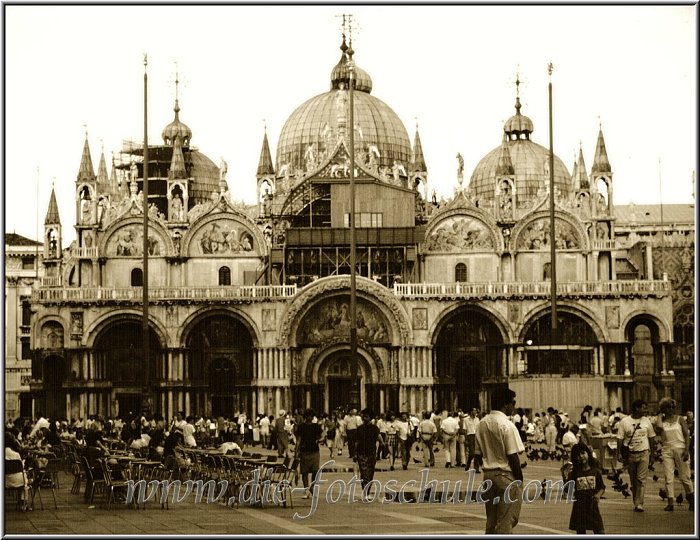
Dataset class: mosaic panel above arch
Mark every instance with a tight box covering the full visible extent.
[105,224,166,257]
[297,296,390,345]
[425,215,495,252]
[188,218,257,256]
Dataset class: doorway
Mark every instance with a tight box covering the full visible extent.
[117,394,142,418]
[454,355,481,411]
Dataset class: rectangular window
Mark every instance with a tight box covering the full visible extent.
[344,213,383,228]
[22,257,34,270]
[21,298,31,326]
[21,338,31,360]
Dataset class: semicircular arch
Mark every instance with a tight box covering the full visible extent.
[177,306,261,349]
[423,207,503,254]
[278,276,410,347]
[429,303,510,346]
[181,211,267,259]
[621,310,671,343]
[305,341,383,385]
[84,310,168,349]
[518,301,607,344]
[99,216,174,258]
[510,208,589,253]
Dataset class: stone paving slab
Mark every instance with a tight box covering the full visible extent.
[3,446,695,536]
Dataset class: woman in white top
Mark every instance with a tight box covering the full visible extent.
[655,397,694,511]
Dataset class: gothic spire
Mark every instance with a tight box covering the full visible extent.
[256,129,275,179]
[96,145,109,188]
[44,186,61,225]
[411,126,427,173]
[77,134,95,183]
[168,135,187,179]
[495,133,515,176]
[574,144,590,190]
[592,126,611,174]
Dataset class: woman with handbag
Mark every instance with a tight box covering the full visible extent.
[655,398,694,511]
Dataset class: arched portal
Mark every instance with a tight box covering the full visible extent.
[433,308,505,411]
[94,320,162,416]
[185,314,254,417]
[522,312,598,375]
[624,315,665,407]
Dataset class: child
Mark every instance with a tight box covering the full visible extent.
[566,443,605,534]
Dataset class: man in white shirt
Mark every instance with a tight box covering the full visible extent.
[441,412,460,468]
[344,409,361,459]
[395,413,411,470]
[463,408,481,472]
[617,399,656,512]
[475,388,525,534]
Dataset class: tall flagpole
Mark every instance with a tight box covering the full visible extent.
[142,54,151,415]
[36,167,40,279]
[548,63,558,351]
[658,158,665,280]
[347,26,359,410]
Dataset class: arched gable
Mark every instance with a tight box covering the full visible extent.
[34,316,67,350]
[305,341,384,385]
[511,207,590,252]
[182,211,267,258]
[99,216,174,258]
[423,207,503,253]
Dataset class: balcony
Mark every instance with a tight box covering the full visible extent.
[592,240,617,250]
[71,246,99,259]
[41,276,62,287]
[393,279,671,300]
[32,284,298,304]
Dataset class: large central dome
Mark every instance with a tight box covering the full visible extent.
[276,39,412,175]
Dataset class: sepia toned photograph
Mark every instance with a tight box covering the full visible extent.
[3,4,696,536]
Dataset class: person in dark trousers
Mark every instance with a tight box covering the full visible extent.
[563,443,605,534]
[295,408,323,499]
[354,409,387,491]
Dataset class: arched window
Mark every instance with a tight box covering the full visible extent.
[543,262,551,280]
[455,263,468,283]
[131,268,143,286]
[219,266,231,286]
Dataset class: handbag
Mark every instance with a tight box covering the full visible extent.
[620,421,641,462]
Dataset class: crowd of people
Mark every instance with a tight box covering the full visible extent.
[4,397,695,533]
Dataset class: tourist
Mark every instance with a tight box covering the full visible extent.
[418,411,437,468]
[655,397,694,511]
[295,408,323,499]
[617,399,656,512]
[259,413,271,449]
[395,412,411,470]
[275,409,289,458]
[376,413,389,460]
[354,408,387,492]
[324,413,338,457]
[182,416,197,447]
[474,387,524,534]
[464,407,481,472]
[565,443,605,534]
[441,411,460,468]
[5,433,30,509]
[344,409,361,459]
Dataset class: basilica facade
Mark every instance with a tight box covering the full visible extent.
[27,37,693,421]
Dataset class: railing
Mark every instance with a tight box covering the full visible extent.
[41,276,62,287]
[32,284,298,303]
[393,280,671,299]
[71,246,99,258]
[592,240,617,250]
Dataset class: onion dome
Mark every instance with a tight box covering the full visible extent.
[504,96,534,139]
[469,99,571,207]
[162,98,192,146]
[276,38,411,175]
[330,37,373,93]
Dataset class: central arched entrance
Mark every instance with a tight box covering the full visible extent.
[325,352,359,412]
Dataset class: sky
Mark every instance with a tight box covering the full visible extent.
[4,4,697,246]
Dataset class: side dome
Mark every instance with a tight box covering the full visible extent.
[187,149,220,203]
[275,39,412,174]
[469,98,571,207]
[469,141,571,207]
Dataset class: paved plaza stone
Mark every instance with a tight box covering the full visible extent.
[4,445,695,536]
